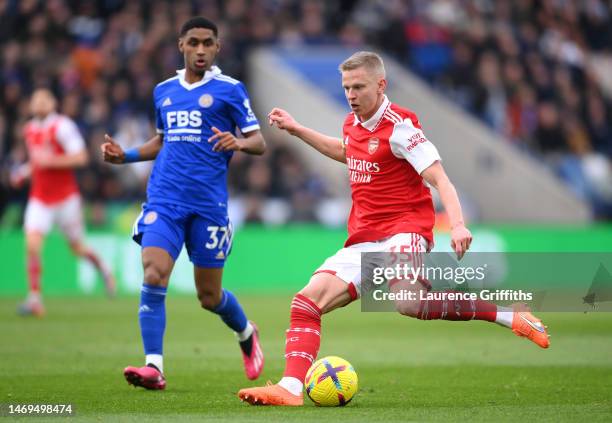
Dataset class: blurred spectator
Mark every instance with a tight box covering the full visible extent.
[363,0,612,217]
[1,0,340,227]
[1,0,611,225]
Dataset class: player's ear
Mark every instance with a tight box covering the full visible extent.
[378,78,387,94]
[178,37,184,53]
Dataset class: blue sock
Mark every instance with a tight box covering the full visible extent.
[212,289,248,333]
[139,284,167,356]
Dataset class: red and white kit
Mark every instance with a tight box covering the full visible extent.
[238,95,549,407]
[316,96,441,298]
[23,113,86,240]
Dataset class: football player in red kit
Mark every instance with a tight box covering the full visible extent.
[11,89,116,316]
[238,51,549,406]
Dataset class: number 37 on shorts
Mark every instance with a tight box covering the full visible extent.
[132,203,234,268]
[205,224,233,251]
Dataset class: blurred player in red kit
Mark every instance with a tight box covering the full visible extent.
[11,89,116,317]
[238,52,550,406]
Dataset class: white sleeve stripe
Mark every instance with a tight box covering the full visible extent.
[214,75,240,85]
[383,111,401,124]
[156,75,180,87]
[240,124,260,133]
[386,108,402,122]
[385,115,402,124]
[156,128,164,134]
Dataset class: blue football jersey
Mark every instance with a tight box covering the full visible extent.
[147,66,260,214]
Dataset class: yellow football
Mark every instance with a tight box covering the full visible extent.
[304,356,358,406]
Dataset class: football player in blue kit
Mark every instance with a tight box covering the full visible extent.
[102,16,265,390]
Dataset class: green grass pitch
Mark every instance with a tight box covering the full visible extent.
[1,296,611,422]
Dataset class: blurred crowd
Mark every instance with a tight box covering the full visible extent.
[358,0,612,217]
[1,0,611,226]
[0,0,346,227]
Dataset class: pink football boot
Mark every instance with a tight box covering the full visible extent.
[241,321,264,380]
[124,364,166,390]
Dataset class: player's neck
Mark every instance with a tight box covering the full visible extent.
[34,112,53,121]
[184,68,207,84]
[357,96,385,122]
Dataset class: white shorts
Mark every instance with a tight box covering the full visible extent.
[314,233,428,300]
[24,194,84,241]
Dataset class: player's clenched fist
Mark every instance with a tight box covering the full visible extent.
[450,224,472,260]
[208,126,244,152]
[101,134,125,164]
[268,108,301,135]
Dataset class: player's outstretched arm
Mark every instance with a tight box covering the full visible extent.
[30,149,88,169]
[268,108,346,163]
[421,161,472,260]
[101,134,162,164]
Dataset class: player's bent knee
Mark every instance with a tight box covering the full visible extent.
[299,273,352,314]
[299,284,330,312]
[143,265,168,286]
[197,290,222,311]
[141,248,173,286]
[26,243,41,257]
[25,235,43,256]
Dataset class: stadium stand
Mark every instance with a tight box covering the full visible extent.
[355,0,612,217]
[1,0,610,226]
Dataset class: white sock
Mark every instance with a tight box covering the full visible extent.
[236,321,254,342]
[278,377,303,396]
[146,354,164,373]
[495,306,514,328]
[27,292,41,303]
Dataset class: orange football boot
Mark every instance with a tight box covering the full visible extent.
[238,381,303,406]
[511,304,550,348]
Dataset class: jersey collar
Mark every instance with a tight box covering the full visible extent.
[353,95,390,132]
[32,112,59,126]
[176,66,222,90]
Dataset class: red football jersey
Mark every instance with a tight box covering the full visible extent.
[24,114,84,204]
[342,96,440,248]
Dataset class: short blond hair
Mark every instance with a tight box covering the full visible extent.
[338,51,386,78]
